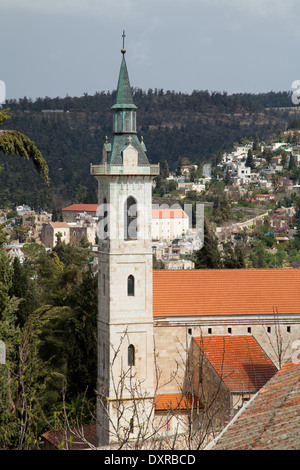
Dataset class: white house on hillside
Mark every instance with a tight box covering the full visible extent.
[152,208,189,241]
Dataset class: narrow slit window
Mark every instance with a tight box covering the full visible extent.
[124,112,131,132]
[124,196,137,240]
[127,275,135,296]
[103,274,106,295]
[128,344,135,367]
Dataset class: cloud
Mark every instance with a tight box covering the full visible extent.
[3,0,299,25]
[2,0,300,98]
[2,0,137,18]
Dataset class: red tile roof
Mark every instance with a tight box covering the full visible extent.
[41,394,204,448]
[207,356,300,449]
[153,268,300,317]
[50,222,69,228]
[152,209,187,219]
[62,204,98,212]
[155,393,203,411]
[193,335,278,392]
[41,423,97,450]
[62,205,187,219]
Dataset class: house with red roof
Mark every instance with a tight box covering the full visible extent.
[62,204,99,222]
[152,268,300,439]
[45,45,300,450]
[191,335,278,425]
[151,208,189,241]
[62,203,190,242]
[205,356,300,450]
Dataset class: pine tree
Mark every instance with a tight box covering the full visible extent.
[0,109,49,184]
[9,257,38,327]
[194,219,222,269]
[161,159,169,179]
[222,245,246,268]
[246,149,255,169]
[0,247,65,449]
[252,133,259,151]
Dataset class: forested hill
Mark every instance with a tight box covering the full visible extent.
[0,89,298,209]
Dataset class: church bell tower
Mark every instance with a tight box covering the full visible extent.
[91,36,159,446]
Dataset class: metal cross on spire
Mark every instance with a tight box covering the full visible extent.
[121,30,126,54]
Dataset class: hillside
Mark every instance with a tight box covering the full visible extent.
[0,89,297,209]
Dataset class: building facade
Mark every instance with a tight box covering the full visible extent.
[91,46,159,446]
[40,221,70,248]
[89,43,300,448]
[151,208,189,241]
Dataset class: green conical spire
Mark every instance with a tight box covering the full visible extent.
[107,40,149,166]
[112,52,137,110]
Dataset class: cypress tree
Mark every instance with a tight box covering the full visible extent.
[194,219,222,269]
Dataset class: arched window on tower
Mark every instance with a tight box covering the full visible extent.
[124,112,131,132]
[115,112,122,133]
[127,275,135,296]
[128,344,135,367]
[124,196,137,240]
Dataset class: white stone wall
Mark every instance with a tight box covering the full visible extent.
[97,172,155,445]
[152,214,189,241]
[153,315,300,394]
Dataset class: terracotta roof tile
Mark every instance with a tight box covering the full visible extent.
[41,423,97,450]
[206,357,300,450]
[62,205,187,219]
[153,268,300,317]
[155,393,203,411]
[152,209,188,219]
[50,222,69,228]
[194,335,278,392]
[62,204,98,212]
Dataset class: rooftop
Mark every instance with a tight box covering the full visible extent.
[111,53,137,111]
[206,356,300,450]
[49,222,69,228]
[153,268,300,318]
[155,393,203,411]
[41,423,97,450]
[62,204,98,212]
[193,335,278,392]
[152,209,188,219]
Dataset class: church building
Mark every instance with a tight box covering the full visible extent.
[90,41,300,448]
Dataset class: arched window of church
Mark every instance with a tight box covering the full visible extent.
[128,344,135,367]
[124,196,137,240]
[132,112,136,132]
[115,112,122,133]
[127,275,135,296]
[124,112,131,132]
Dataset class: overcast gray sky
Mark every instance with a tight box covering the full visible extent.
[1,0,300,100]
